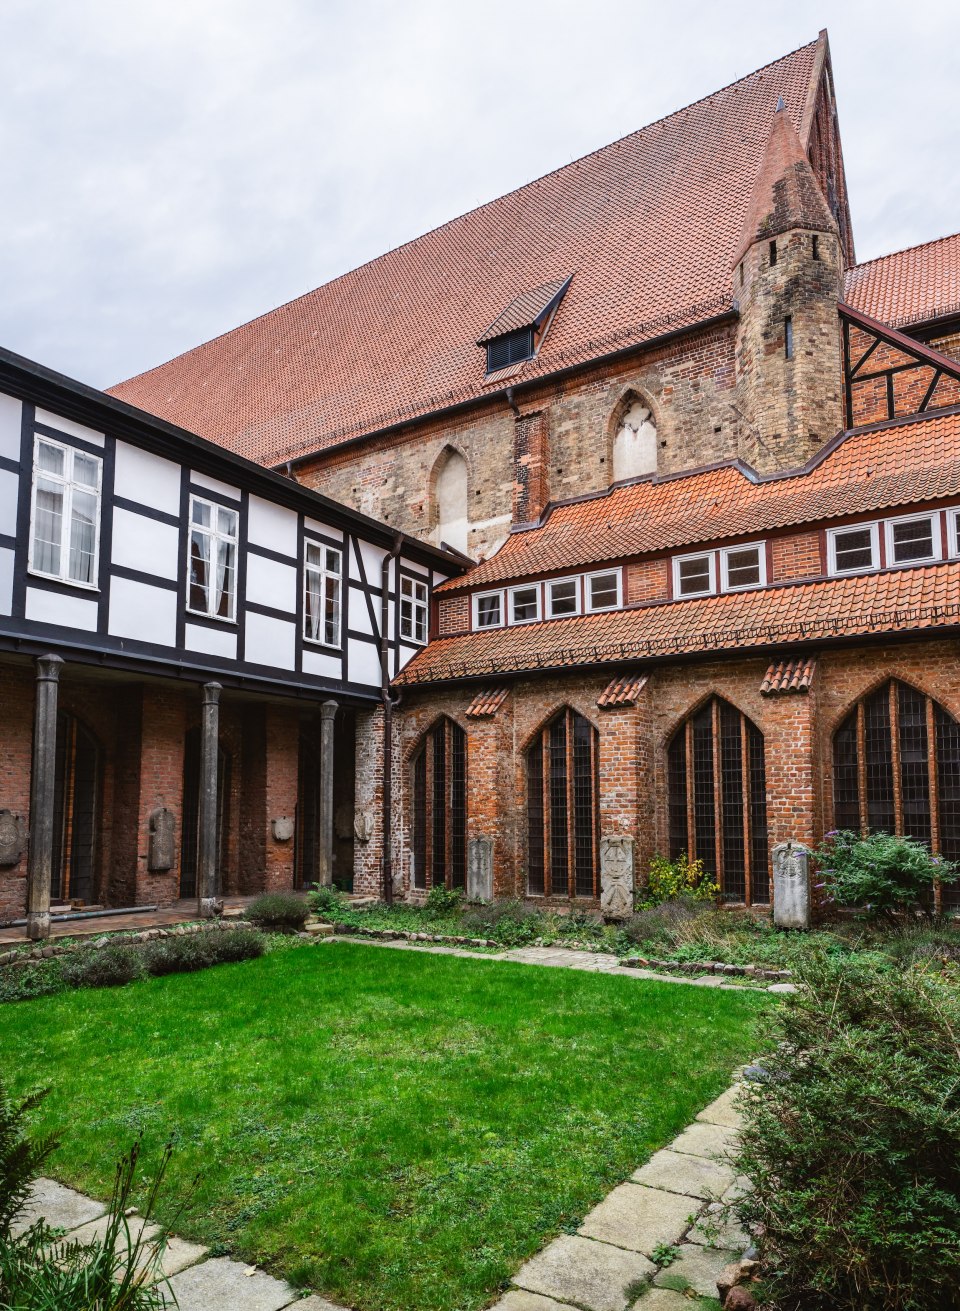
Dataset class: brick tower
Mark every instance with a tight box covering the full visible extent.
[733,102,844,472]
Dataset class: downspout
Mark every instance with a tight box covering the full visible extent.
[380,533,403,905]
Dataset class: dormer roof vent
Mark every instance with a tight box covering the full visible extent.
[478,276,572,376]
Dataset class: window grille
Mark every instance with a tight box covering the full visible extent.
[667,696,769,904]
[412,718,467,890]
[832,679,960,911]
[526,708,599,898]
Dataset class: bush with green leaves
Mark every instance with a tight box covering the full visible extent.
[0,958,66,1004]
[642,853,720,906]
[245,892,310,931]
[733,956,960,1310]
[422,885,464,918]
[617,897,714,948]
[816,829,959,922]
[307,883,347,916]
[463,898,539,946]
[143,927,264,976]
[60,943,145,989]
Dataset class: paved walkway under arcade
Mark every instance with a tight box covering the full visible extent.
[0,895,260,945]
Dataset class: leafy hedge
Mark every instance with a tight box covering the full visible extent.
[245,892,310,930]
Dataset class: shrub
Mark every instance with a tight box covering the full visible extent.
[307,883,347,916]
[0,1080,59,1240]
[245,892,310,931]
[212,927,265,964]
[144,928,265,975]
[463,898,539,946]
[0,958,66,1004]
[642,853,719,905]
[61,943,145,989]
[733,956,960,1310]
[617,897,713,948]
[816,829,959,922]
[423,885,465,918]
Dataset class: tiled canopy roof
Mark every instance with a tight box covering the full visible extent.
[397,560,960,685]
[476,278,571,344]
[760,656,817,695]
[844,232,960,330]
[108,38,825,466]
[436,408,960,593]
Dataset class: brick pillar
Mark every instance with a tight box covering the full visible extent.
[513,411,548,525]
[764,687,818,862]
[317,701,338,886]
[26,654,63,940]
[354,706,384,897]
[197,682,222,918]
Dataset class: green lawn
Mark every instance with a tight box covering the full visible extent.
[0,942,766,1310]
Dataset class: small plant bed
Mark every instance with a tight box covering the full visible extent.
[0,941,767,1311]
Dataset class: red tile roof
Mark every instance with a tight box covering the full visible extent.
[437,407,960,593]
[108,38,825,467]
[760,655,817,695]
[464,686,510,718]
[477,279,571,344]
[398,561,960,685]
[597,674,648,708]
[844,232,960,330]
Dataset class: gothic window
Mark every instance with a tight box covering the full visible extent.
[832,680,960,911]
[412,718,467,891]
[434,448,469,554]
[612,397,657,482]
[526,708,599,898]
[667,697,769,904]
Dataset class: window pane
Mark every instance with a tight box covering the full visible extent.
[305,564,321,641]
[305,542,322,569]
[33,479,63,575]
[588,574,618,609]
[476,595,501,627]
[324,548,341,576]
[512,587,539,622]
[68,489,98,584]
[37,442,64,477]
[891,518,934,563]
[324,575,341,645]
[401,577,413,598]
[678,556,711,595]
[549,579,578,615]
[864,686,895,831]
[73,453,99,487]
[215,539,235,618]
[189,529,210,611]
[833,527,874,571]
[191,500,211,527]
[527,741,545,895]
[724,547,761,589]
[218,506,238,537]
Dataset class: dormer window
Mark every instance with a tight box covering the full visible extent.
[478,276,571,378]
[485,328,534,374]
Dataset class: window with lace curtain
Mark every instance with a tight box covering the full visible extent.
[28,436,102,587]
[304,541,342,647]
[187,494,238,621]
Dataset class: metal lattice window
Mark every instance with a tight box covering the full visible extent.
[412,718,467,891]
[832,680,960,912]
[526,708,599,898]
[667,696,769,905]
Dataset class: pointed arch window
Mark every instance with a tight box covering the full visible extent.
[434,448,469,554]
[412,718,467,891]
[526,708,599,898]
[667,697,769,904]
[612,395,657,482]
[832,679,960,912]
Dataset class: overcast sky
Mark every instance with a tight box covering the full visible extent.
[1,0,956,390]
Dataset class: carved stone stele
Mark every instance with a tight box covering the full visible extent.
[467,837,494,903]
[147,807,176,872]
[0,811,23,867]
[272,816,295,842]
[772,840,811,930]
[600,836,635,919]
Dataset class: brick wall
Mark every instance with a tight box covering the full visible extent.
[771,530,822,582]
[0,665,34,923]
[438,594,470,635]
[846,323,960,427]
[626,558,670,604]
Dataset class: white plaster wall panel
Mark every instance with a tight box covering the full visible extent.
[347,638,381,687]
[111,507,179,580]
[25,587,98,631]
[191,471,240,501]
[185,622,238,659]
[0,547,13,615]
[245,611,296,670]
[0,469,19,536]
[108,576,177,645]
[348,584,375,637]
[396,644,422,673]
[248,495,298,557]
[34,409,104,447]
[402,556,430,577]
[246,553,297,613]
[302,647,342,680]
[114,441,181,516]
[357,540,387,589]
[304,517,343,542]
[0,394,21,462]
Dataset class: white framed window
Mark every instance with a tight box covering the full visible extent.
[400,575,429,644]
[508,584,541,624]
[547,576,581,618]
[827,523,879,576]
[884,512,941,567]
[188,495,239,621]
[720,543,766,591]
[304,542,342,647]
[673,551,715,598]
[948,509,960,559]
[585,570,621,612]
[473,590,504,629]
[28,436,102,588]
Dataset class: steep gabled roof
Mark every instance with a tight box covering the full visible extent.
[108,37,827,467]
[844,232,960,330]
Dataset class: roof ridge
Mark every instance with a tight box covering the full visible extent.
[847,229,960,275]
[110,35,821,393]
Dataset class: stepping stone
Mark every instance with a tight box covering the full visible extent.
[165,1256,299,1310]
[513,1233,654,1311]
[630,1289,705,1308]
[631,1151,735,1201]
[668,1122,737,1161]
[686,1201,749,1252]
[579,1183,697,1255]
[652,1243,737,1297]
[768,982,798,993]
[494,1292,581,1310]
[68,1213,159,1248]
[137,1233,210,1280]
[12,1178,105,1236]
[695,1086,745,1129]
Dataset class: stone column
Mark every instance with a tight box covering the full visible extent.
[316,700,338,887]
[197,682,222,918]
[26,654,63,941]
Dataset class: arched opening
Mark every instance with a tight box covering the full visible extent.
[612,395,657,482]
[434,448,469,554]
[51,713,100,903]
[412,717,467,891]
[180,726,230,899]
[833,679,960,911]
[667,696,769,904]
[526,708,599,898]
